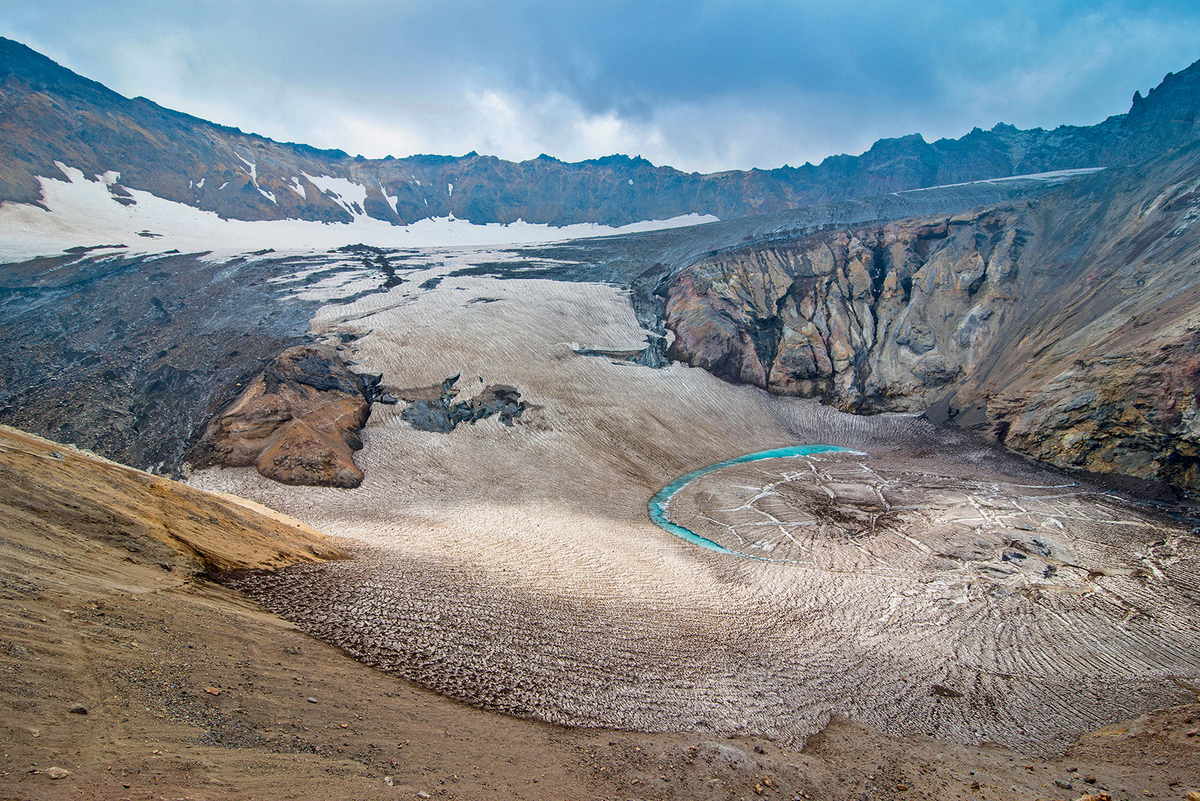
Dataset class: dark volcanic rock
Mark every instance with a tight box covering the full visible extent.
[400,374,527,432]
[573,338,669,368]
[192,345,372,488]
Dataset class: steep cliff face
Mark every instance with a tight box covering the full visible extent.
[3,36,1199,228]
[665,143,1200,494]
[665,208,1030,408]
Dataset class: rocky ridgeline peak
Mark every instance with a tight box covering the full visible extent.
[2,37,1200,227]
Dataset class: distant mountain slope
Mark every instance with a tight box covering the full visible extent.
[2,36,1199,227]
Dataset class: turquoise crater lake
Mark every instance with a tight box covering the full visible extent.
[648,444,853,557]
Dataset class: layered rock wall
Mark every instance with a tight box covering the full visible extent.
[666,208,1031,410]
[665,144,1200,494]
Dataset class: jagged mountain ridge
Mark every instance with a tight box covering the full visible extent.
[2,36,1199,228]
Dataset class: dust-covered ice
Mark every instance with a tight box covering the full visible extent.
[188,264,1200,755]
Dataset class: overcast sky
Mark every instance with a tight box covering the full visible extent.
[3,1,1199,173]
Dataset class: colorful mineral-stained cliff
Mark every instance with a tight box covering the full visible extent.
[665,143,1200,493]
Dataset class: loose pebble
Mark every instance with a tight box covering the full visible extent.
[45,767,70,780]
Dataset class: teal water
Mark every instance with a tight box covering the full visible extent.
[648,445,852,558]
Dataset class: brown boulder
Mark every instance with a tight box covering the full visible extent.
[255,417,364,489]
[193,345,371,488]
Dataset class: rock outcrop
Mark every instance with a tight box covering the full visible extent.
[2,36,1199,227]
[666,207,1027,410]
[399,374,527,432]
[192,346,374,488]
[664,142,1200,494]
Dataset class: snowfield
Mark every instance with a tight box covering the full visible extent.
[0,163,719,262]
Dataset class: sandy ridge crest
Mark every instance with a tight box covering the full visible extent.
[0,424,347,571]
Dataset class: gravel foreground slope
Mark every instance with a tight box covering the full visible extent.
[2,424,1199,800]
[1,425,1198,799]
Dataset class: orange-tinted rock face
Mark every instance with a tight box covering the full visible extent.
[255,417,365,489]
[193,345,370,488]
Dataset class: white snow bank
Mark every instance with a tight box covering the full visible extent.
[894,167,1104,195]
[234,155,276,204]
[301,172,369,216]
[236,153,257,183]
[0,164,718,262]
[381,182,399,215]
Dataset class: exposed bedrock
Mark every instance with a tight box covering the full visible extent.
[665,144,1200,494]
[398,374,528,433]
[191,345,375,488]
[666,208,1027,408]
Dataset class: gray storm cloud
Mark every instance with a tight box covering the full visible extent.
[1,0,1198,171]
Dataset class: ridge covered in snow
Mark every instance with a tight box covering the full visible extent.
[2,36,1198,245]
[0,164,718,261]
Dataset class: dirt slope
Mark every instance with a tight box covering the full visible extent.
[0,425,346,572]
[2,410,1197,800]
